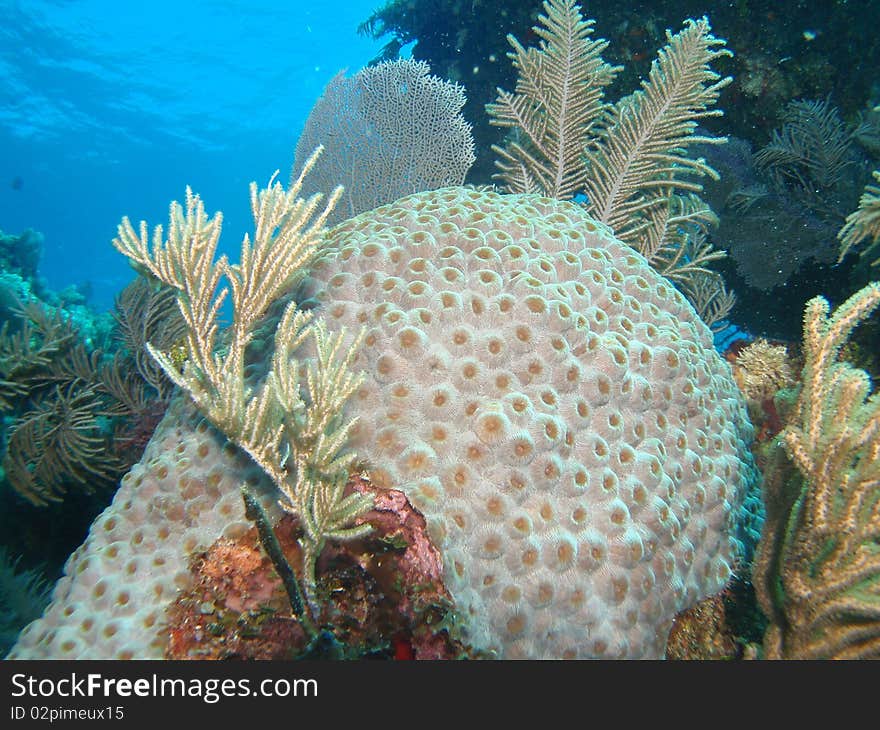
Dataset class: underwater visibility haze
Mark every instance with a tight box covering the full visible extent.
[0,0,384,309]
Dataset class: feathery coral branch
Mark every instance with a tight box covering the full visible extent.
[488,2,734,327]
[838,170,880,267]
[583,17,731,243]
[488,0,618,199]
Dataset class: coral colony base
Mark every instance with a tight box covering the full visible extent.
[10,188,758,659]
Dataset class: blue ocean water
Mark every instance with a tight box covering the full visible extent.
[0,0,384,310]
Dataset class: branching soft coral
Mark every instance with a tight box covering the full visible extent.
[753,282,880,658]
[488,0,735,326]
[112,147,372,604]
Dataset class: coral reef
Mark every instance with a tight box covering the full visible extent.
[8,395,271,659]
[360,0,880,344]
[10,185,760,660]
[10,150,373,658]
[726,338,797,446]
[360,1,880,174]
[7,0,880,665]
[0,229,42,287]
[0,282,176,507]
[165,475,465,660]
[8,394,467,659]
[358,0,536,182]
[0,263,143,590]
[112,148,374,603]
[721,98,871,291]
[665,569,767,659]
[839,169,880,268]
[733,339,794,405]
[111,276,186,402]
[1,303,120,505]
[665,590,738,660]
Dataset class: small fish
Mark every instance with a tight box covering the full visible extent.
[11,176,23,191]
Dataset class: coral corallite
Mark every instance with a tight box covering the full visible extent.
[301,187,758,658]
[10,187,757,660]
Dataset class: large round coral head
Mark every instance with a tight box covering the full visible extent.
[302,186,757,659]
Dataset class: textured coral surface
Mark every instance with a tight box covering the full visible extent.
[301,187,757,658]
[9,398,274,659]
[10,187,756,660]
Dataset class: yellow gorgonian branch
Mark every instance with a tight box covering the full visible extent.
[754,282,880,659]
[113,146,371,605]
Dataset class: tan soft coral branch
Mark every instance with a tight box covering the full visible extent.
[754,282,880,659]
[112,147,371,604]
